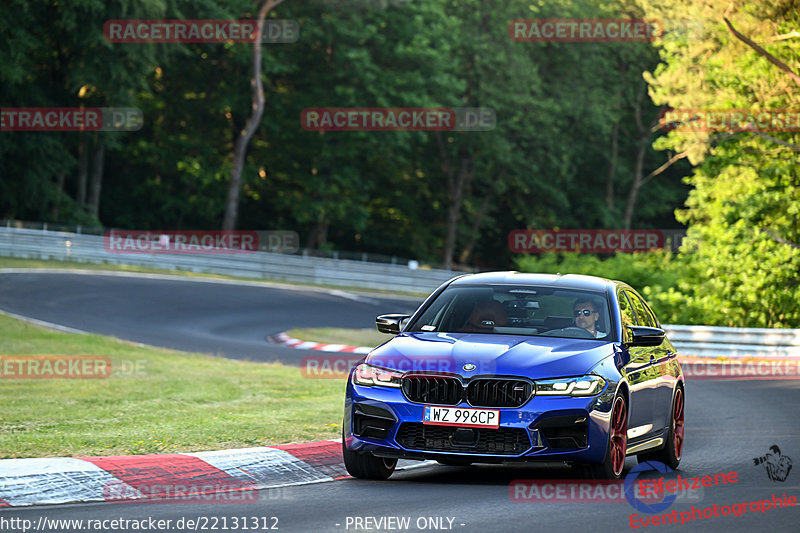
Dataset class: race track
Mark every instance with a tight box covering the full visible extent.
[0,271,419,364]
[1,270,798,532]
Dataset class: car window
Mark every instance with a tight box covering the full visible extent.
[408,284,613,340]
[640,298,661,328]
[617,289,636,343]
[626,289,656,327]
[618,290,635,327]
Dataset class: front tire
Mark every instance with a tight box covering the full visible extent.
[342,436,397,480]
[583,393,628,479]
[637,386,684,469]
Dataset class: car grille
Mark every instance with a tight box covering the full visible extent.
[395,423,530,455]
[402,376,462,405]
[467,379,532,408]
[401,376,533,408]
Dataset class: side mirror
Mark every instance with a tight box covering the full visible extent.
[376,314,411,335]
[626,326,665,347]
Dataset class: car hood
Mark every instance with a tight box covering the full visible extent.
[366,332,614,379]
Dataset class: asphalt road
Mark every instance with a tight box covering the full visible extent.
[2,380,798,533]
[0,270,420,364]
[1,270,798,532]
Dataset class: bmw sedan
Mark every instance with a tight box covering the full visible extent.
[342,271,685,479]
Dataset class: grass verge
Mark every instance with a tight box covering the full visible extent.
[0,313,345,459]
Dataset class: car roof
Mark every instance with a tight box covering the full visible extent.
[448,271,618,292]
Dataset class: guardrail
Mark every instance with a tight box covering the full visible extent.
[662,324,800,359]
[0,227,457,293]
[1,227,798,359]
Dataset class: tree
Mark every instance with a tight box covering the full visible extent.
[639,0,800,326]
[222,0,286,230]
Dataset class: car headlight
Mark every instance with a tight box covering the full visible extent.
[352,363,403,388]
[535,375,606,396]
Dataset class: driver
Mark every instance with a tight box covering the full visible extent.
[573,299,606,338]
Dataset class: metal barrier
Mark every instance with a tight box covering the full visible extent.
[662,324,800,359]
[0,227,458,293]
[1,227,798,359]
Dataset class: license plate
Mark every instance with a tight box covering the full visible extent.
[423,405,500,428]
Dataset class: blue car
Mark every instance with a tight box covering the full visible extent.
[343,272,685,479]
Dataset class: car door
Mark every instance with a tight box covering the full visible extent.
[630,291,678,432]
[618,288,661,440]
[626,289,674,434]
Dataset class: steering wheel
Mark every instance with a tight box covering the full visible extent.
[542,326,596,339]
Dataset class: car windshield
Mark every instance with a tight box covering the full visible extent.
[408,284,614,341]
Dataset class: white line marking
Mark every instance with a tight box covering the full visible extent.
[0,309,88,335]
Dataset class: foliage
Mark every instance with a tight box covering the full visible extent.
[636,0,800,327]
[515,252,702,325]
[4,0,797,326]
[1,0,686,258]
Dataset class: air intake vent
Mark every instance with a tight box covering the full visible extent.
[395,423,530,455]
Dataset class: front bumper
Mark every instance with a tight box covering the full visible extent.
[344,379,617,465]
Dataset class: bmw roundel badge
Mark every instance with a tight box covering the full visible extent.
[463,363,476,371]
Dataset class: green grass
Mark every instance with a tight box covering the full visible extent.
[0,256,201,276]
[0,314,347,459]
[287,327,390,348]
[0,256,428,298]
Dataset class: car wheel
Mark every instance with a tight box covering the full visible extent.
[583,393,628,479]
[637,386,684,469]
[342,434,397,480]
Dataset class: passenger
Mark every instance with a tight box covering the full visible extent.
[460,300,508,332]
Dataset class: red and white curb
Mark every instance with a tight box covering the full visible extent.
[270,332,373,354]
[0,441,424,507]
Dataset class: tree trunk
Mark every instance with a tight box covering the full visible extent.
[87,140,104,219]
[222,0,285,230]
[605,120,619,210]
[623,84,649,229]
[306,212,328,249]
[458,170,504,265]
[624,137,647,229]
[77,138,88,207]
[437,131,473,270]
[442,159,472,270]
[51,172,65,219]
